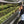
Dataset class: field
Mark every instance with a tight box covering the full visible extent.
[0,4,20,24]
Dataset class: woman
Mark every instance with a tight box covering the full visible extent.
[19,5,23,14]
[18,5,24,24]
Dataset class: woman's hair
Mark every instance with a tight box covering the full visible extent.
[20,4,22,7]
[19,2,22,6]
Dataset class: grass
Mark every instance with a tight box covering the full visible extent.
[0,4,13,9]
[0,6,20,24]
[0,7,16,17]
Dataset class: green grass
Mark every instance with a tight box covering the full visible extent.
[0,4,18,10]
[0,4,13,9]
[0,6,20,24]
[0,5,8,9]
[0,9,15,24]
[0,7,15,13]
[0,7,16,17]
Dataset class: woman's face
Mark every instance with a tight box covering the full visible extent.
[20,5,23,9]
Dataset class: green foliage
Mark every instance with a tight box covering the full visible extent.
[0,7,16,17]
[0,6,20,24]
[0,3,20,24]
